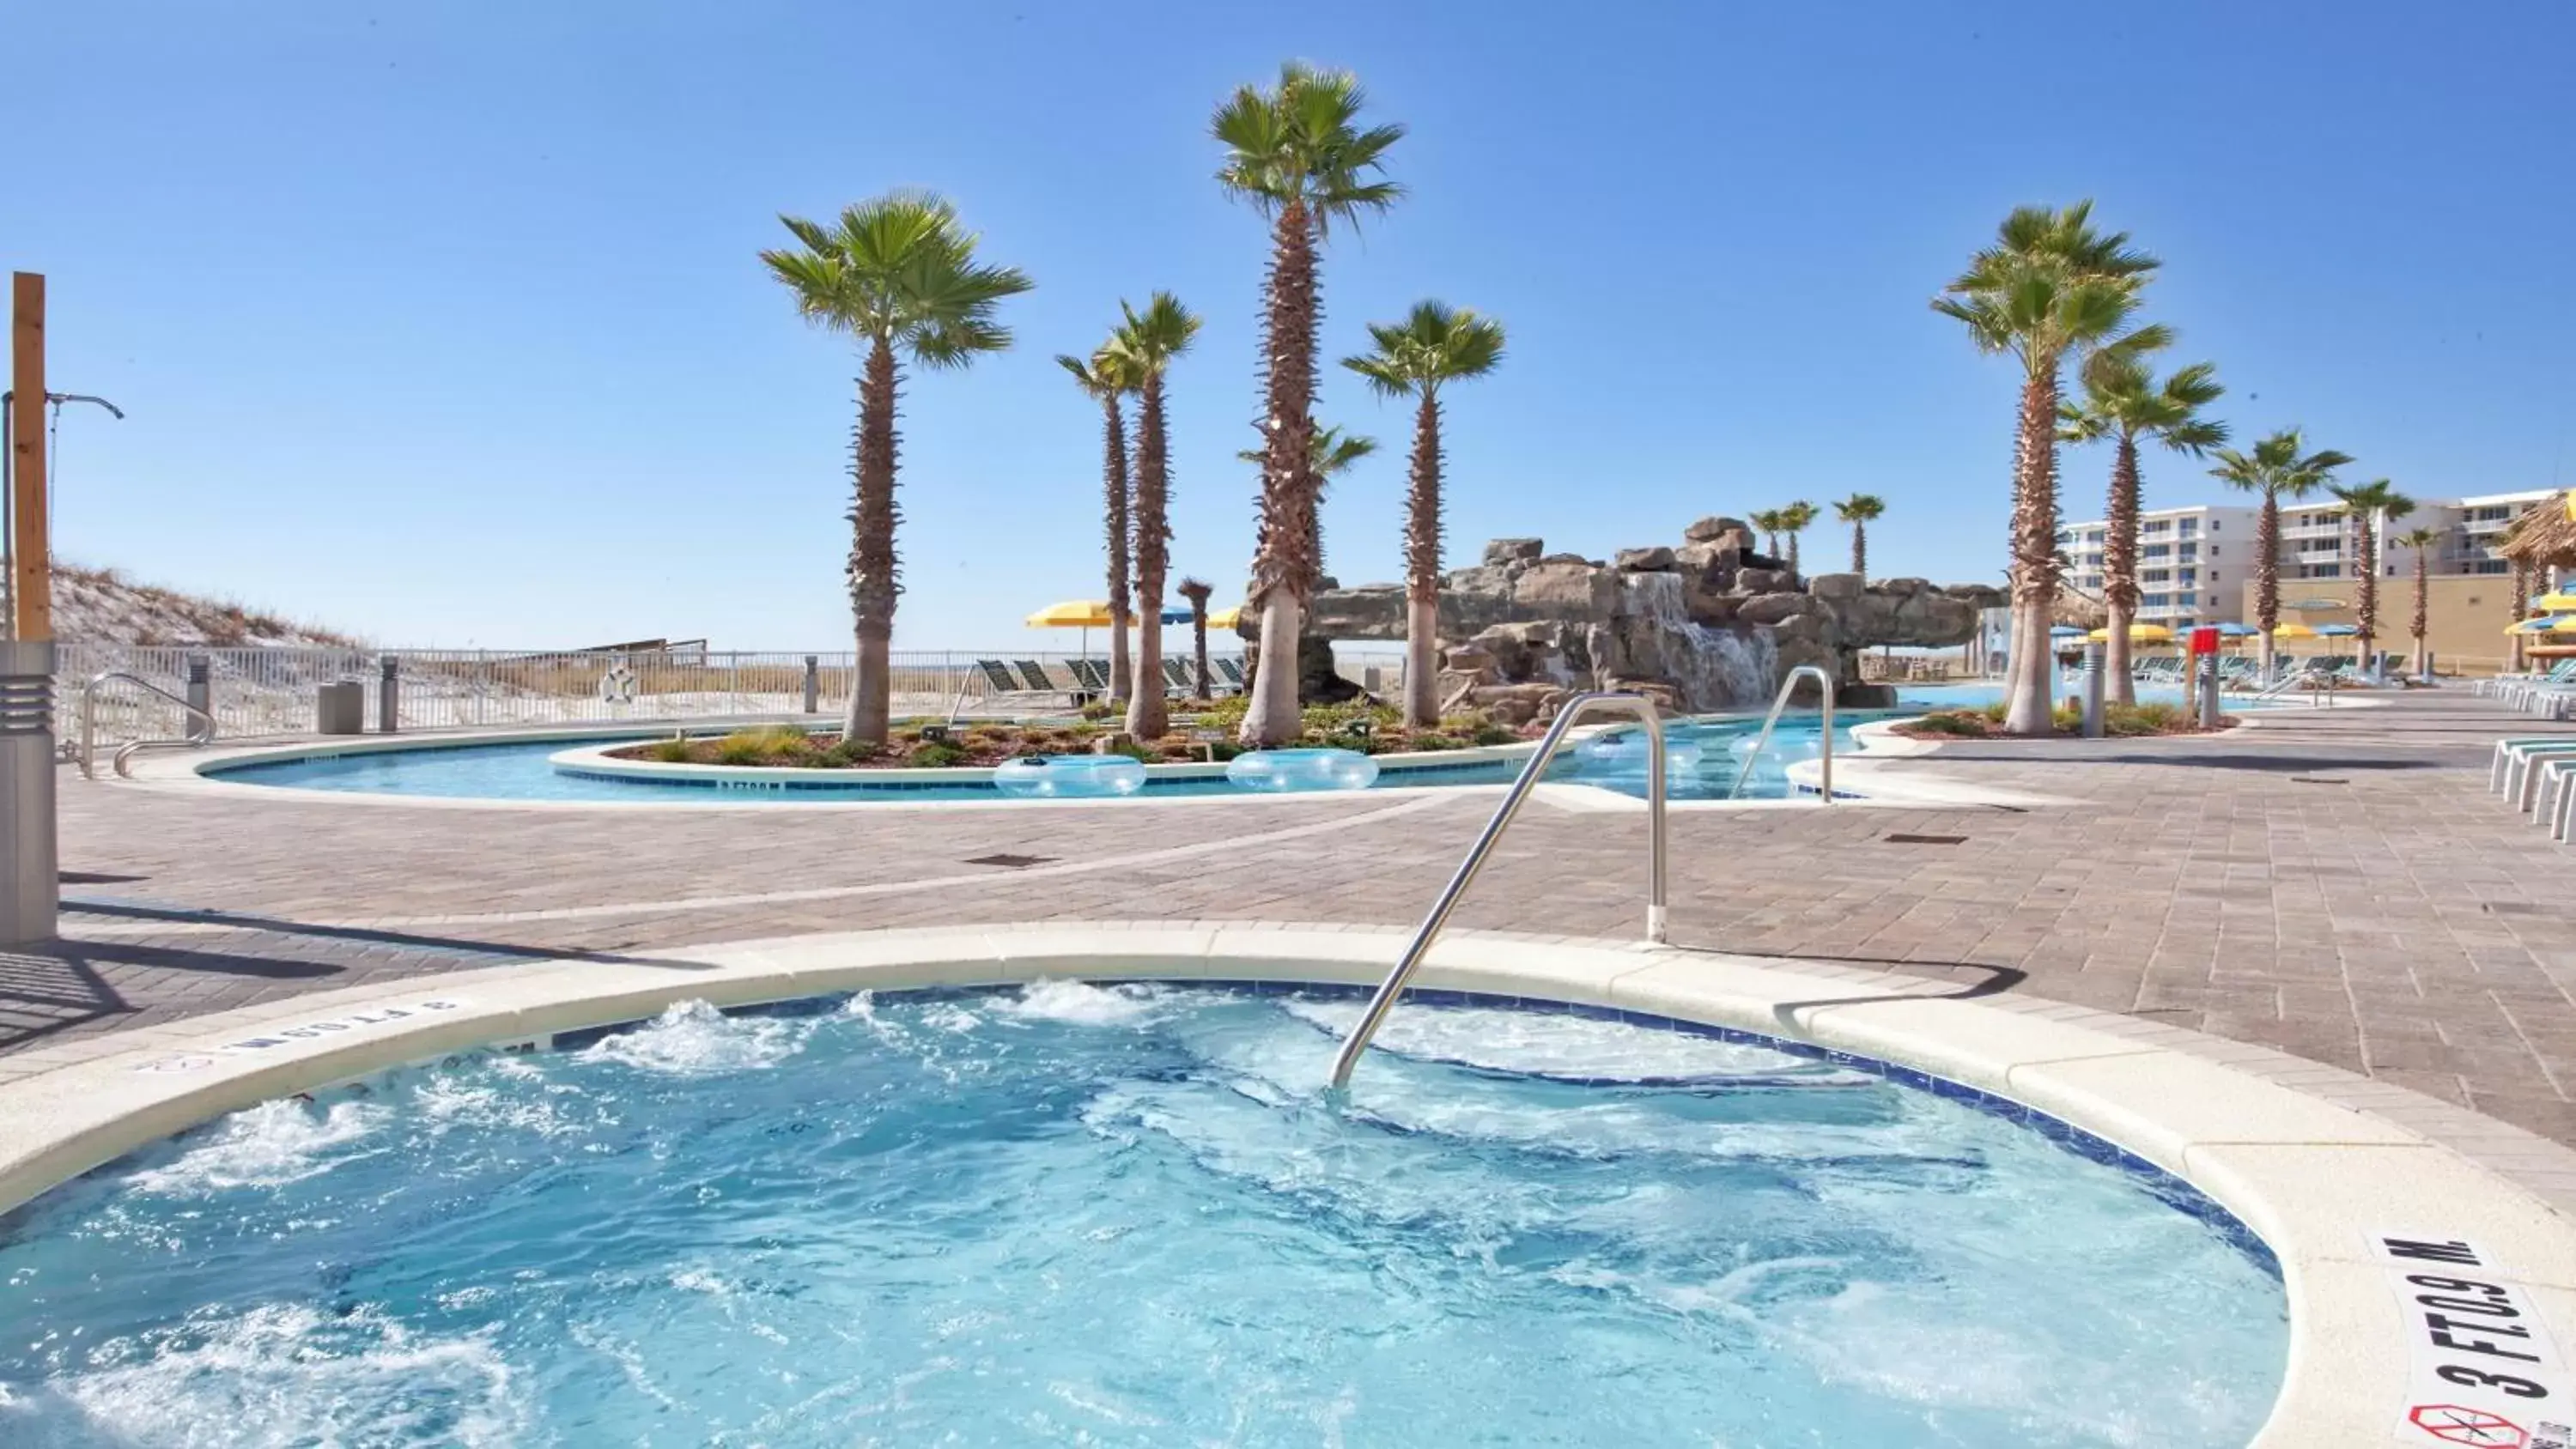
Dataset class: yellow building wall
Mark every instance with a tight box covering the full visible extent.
[2235,574,2529,674]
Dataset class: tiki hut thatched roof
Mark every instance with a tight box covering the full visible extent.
[2496,493,2576,569]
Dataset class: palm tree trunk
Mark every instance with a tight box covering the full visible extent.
[2411,553,2430,678]
[2354,512,2379,674]
[1787,531,1801,574]
[1126,374,1173,739]
[2254,494,2282,683]
[2512,560,2531,671]
[1240,200,1321,748]
[1850,522,1867,576]
[845,338,902,744]
[2102,433,2142,706]
[1764,529,1778,556]
[1247,597,1303,742]
[1191,606,1212,700]
[1402,392,1443,727]
[1103,397,1133,706]
[2002,373,2063,735]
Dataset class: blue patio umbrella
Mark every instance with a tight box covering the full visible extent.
[1160,605,1194,624]
[2212,621,2257,637]
[2314,624,2360,637]
[2048,625,2087,639]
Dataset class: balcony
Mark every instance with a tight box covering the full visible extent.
[2293,547,2344,564]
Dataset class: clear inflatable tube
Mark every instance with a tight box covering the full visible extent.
[1577,730,1705,771]
[1224,747,1380,793]
[990,755,1149,799]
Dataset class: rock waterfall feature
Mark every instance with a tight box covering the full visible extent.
[1296,516,2003,724]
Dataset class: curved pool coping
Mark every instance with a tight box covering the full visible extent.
[0,921,2567,1447]
[127,720,2073,813]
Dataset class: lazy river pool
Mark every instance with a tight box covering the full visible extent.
[0,983,2287,1446]
[199,715,1864,805]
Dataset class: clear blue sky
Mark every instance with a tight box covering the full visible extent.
[9,1,2571,652]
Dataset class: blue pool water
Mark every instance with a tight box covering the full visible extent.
[0,985,2286,1446]
[205,716,1869,805]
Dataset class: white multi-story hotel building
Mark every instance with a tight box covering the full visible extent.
[2055,505,2259,626]
[2058,488,2559,624]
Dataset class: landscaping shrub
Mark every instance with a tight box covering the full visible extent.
[645,737,695,762]
[908,741,969,768]
[1905,711,1993,737]
[822,738,881,766]
[711,728,810,765]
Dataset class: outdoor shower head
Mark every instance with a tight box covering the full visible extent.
[47,393,124,420]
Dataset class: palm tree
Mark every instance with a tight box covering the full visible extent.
[1177,577,1215,700]
[1214,62,1403,745]
[2326,478,2414,676]
[1056,348,1140,704]
[1105,293,1201,740]
[1778,501,1818,574]
[1342,300,1508,727]
[2208,429,2354,682]
[1745,508,1784,559]
[762,192,1032,743]
[2512,556,2533,671]
[2057,353,2227,704]
[1934,201,2160,734]
[2393,526,2441,678]
[1237,422,1379,574]
[1832,495,1886,575]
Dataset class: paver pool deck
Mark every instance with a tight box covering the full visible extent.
[12,690,2576,1179]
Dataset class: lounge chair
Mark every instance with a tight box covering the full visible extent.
[1066,658,1113,697]
[1161,658,1198,697]
[972,658,1060,712]
[1013,659,1090,707]
[1216,658,1248,692]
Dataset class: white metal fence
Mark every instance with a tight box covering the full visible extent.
[55,644,1248,749]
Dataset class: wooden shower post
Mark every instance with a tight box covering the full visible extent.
[9,272,47,641]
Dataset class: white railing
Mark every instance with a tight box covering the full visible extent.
[48,644,1249,749]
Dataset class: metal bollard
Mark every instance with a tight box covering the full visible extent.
[378,655,400,733]
[2199,652,2222,730]
[185,654,211,726]
[0,640,58,945]
[802,656,820,714]
[2081,642,2105,739]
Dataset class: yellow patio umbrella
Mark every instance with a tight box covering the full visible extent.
[2086,622,2173,643]
[1205,605,1242,631]
[2533,591,2576,611]
[1025,600,1114,628]
[2507,615,2576,635]
[1025,600,1115,662]
[2269,621,2319,640]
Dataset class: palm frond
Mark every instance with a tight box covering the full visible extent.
[1211,61,1403,237]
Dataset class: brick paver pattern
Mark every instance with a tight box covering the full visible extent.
[19,693,2576,1147]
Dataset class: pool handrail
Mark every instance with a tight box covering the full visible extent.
[1726,665,1836,803]
[78,671,216,780]
[1328,690,1666,1090]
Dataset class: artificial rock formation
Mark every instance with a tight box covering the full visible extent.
[1302,515,2002,723]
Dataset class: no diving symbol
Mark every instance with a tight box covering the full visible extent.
[598,664,638,704]
[2413,1404,2528,1446]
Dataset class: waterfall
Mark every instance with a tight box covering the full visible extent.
[1612,573,1780,711]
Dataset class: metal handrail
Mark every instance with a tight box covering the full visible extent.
[1328,691,1668,1090]
[1726,665,1836,803]
[78,671,216,779]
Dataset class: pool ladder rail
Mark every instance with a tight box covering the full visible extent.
[1725,666,1837,803]
[76,671,216,779]
[1331,672,1838,1090]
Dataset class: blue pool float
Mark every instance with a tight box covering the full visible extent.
[1225,747,1380,792]
[991,755,1149,799]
